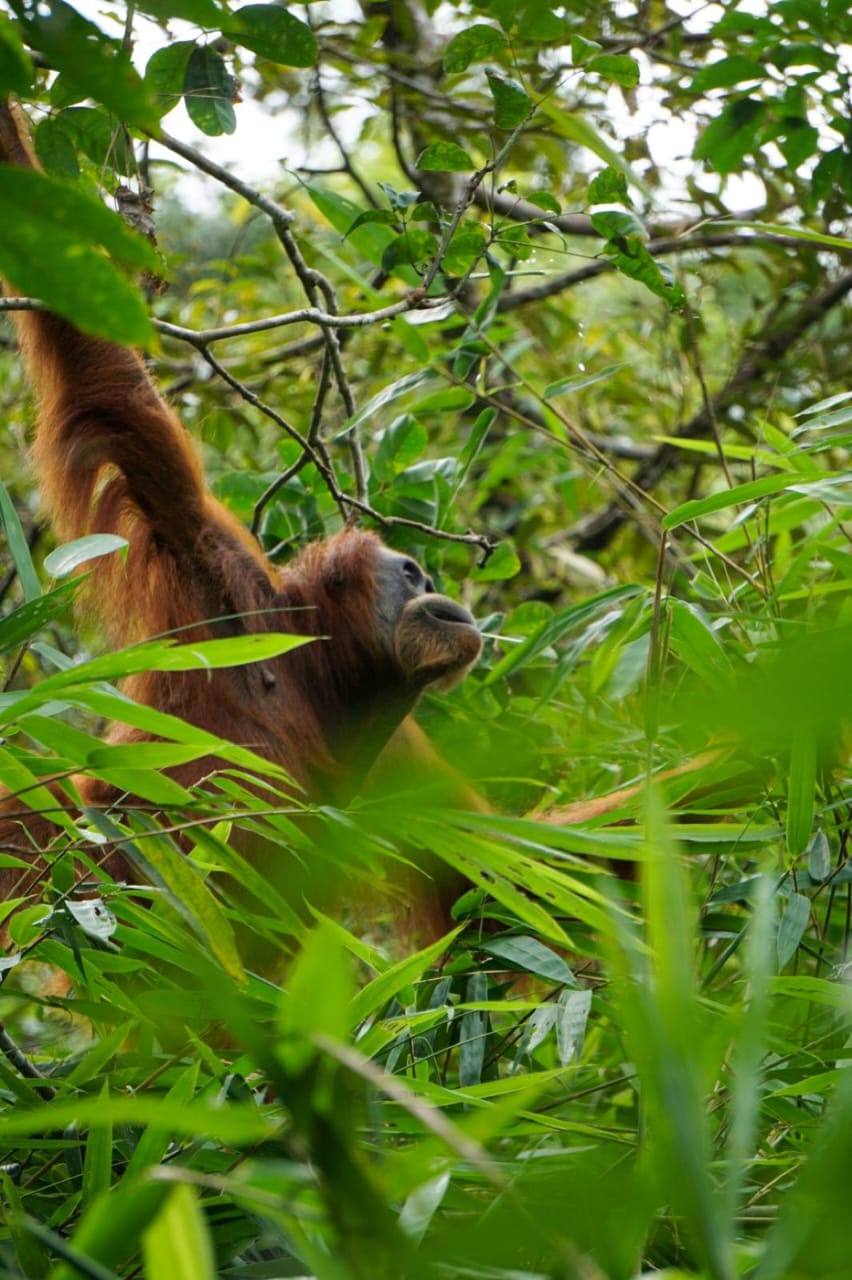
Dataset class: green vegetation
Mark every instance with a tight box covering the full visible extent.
[0,0,851,1275]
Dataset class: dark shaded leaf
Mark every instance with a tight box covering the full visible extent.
[381,228,438,273]
[183,44,237,136]
[0,16,33,94]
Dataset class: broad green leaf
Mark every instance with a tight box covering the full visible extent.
[0,480,41,602]
[544,363,626,398]
[277,922,355,1073]
[0,16,33,94]
[0,579,79,654]
[0,167,155,343]
[223,4,318,68]
[99,813,245,981]
[44,534,127,579]
[145,41,194,117]
[55,105,135,174]
[183,43,236,135]
[786,725,816,857]
[126,1063,200,1176]
[588,166,630,205]
[486,71,532,129]
[690,54,763,92]
[470,541,521,581]
[136,0,222,25]
[571,34,602,64]
[459,971,488,1086]
[807,830,831,882]
[349,927,462,1025]
[33,115,79,176]
[586,54,639,87]
[443,223,489,275]
[777,892,811,968]
[23,1,158,131]
[663,473,796,529]
[374,415,428,483]
[524,188,561,213]
[82,1082,112,1209]
[411,386,475,413]
[143,1184,215,1280]
[416,141,474,171]
[555,988,592,1065]
[443,24,506,73]
[305,182,397,265]
[345,208,398,236]
[715,219,852,253]
[481,935,577,985]
[695,97,765,173]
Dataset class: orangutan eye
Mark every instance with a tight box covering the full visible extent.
[402,559,421,584]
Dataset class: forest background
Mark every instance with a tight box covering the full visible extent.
[0,0,851,1276]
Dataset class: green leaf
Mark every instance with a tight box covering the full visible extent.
[416,141,474,172]
[663,473,796,529]
[0,16,34,95]
[33,116,80,177]
[486,71,532,129]
[44,534,128,579]
[145,41,194,118]
[135,0,222,25]
[787,725,816,857]
[23,1,158,131]
[470,541,521,581]
[586,54,640,87]
[0,165,157,342]
[443,24,506,73]
[374,415,428,483]
[459,971,488,1086]
[411,386,475,413]
[349,928,461,1025]
[695,98,766,173]
[82,1082,112,1209]
[183,43,236,135]
[588,166,630,205]
[223,4,318,68]
[0,481,41,602]
[544,362,626,397]
[381,228,438,274]
[690,54,763,92]
[777,892,811,968]
[807,830,831,882]
[57,105,136,174]
[345,208,398,236]
[555,988,592,1065]
[278,922,355,1073]
[591,208,647,240]
[0,580,79,654]
[443,223,488,275]
[593,215,686,309]
[143,1184,216,1280]
[524,188,561,213]
[481,935,577,985]
[571,34,602,64]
